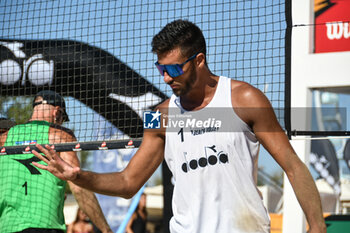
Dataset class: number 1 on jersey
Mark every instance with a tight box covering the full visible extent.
[178,128,184,142]
[22,181,28,195]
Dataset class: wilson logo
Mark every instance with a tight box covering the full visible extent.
[326,22,350,40]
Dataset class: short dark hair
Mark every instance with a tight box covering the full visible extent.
[151,20,206,58]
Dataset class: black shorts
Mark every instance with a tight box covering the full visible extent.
[16,229,64,233]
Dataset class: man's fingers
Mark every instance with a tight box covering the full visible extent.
[34,144,51,158]
[44,144,60,160]
[32,147,50,163]
[44,144,55,154]
[32,161,48,170]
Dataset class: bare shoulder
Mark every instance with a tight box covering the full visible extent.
[230,79,275,128]
[230,79,272,108]
[155,98,170,114]
[156,98,170,126]
[49,124,77,144]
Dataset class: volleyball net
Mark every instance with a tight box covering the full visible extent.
[0,0,290,153]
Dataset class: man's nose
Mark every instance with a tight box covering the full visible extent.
[163,71,174,84]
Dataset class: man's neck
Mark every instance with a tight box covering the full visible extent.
[180,75,219,111]
[30,116,53,124]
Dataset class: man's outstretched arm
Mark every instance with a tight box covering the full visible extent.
[32,128,165,198]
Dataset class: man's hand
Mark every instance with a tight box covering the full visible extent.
[32,144,80,181]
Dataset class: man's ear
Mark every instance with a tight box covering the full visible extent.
[196,53,206,67]
[54,106,63,124]
[53,106,60,116]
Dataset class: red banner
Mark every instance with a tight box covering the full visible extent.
[314,0,350,53]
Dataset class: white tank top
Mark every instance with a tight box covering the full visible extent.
[164,76,270,233]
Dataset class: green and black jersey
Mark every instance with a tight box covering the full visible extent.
[0,121,66,232]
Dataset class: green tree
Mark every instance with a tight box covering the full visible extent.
[0,97,32,124]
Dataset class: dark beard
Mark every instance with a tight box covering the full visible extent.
[173,64,196,97]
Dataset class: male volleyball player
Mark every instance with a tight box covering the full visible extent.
[0,90,112,233]
[33,20,327,233]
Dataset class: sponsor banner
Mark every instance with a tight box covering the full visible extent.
[314,0,350,53]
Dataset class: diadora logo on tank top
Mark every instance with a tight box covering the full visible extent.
[181,145,229,173]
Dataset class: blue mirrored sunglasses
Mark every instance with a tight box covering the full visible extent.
[155,53,199,78]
